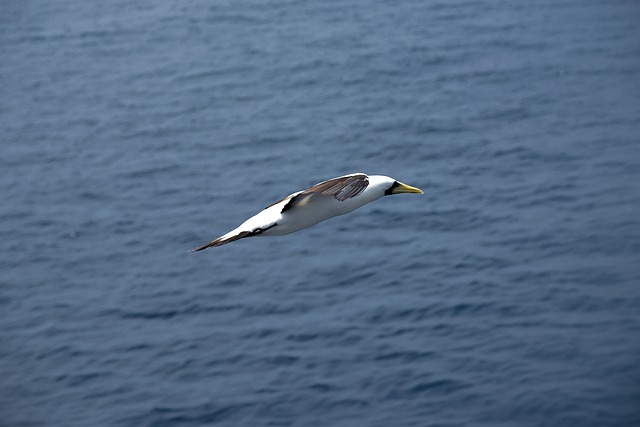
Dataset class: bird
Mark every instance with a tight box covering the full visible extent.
[192,173,423,251]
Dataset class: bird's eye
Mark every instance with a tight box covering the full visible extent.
[384,181,399,196]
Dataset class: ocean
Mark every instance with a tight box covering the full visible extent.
[1,0,639,426]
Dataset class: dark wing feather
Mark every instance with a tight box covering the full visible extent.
[192,222,278,251]
[303,174,369,201]
[264,194,295,210]
[191,230,253,251]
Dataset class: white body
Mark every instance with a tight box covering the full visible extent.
[225,174,393,238]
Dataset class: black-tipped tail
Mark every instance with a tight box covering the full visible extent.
[191,231,253,252]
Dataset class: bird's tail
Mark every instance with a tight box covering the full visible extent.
[191,230,254,252]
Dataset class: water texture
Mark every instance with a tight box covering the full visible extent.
[1,0,639,426]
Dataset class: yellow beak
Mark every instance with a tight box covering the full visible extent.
[391,181,424,194]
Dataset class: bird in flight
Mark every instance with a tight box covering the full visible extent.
[192,173,423,251]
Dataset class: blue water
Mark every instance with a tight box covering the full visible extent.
[2,0,640,426]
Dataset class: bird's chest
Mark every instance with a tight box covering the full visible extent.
[272,196,363,235]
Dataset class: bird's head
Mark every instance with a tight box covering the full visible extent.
[368,175,424,196]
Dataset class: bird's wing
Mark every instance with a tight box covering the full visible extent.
[304,174,369,201]
[280,174,369,213]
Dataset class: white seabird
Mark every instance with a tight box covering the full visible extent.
[192,173,423,251]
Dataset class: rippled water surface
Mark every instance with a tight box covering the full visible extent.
[2,0,640,426]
